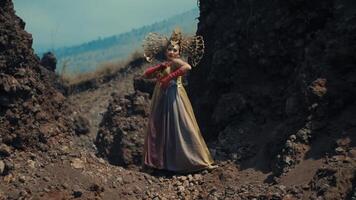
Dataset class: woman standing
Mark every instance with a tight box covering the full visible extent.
[141,29,218,173]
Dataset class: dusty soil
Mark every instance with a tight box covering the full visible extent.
[3,67,354,200]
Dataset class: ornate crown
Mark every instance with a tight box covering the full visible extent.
[142,28,205,67]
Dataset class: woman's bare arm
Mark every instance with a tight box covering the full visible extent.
[169,58,191,71]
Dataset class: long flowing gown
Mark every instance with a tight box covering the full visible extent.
[143,64,215,173]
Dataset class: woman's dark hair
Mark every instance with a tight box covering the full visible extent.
[155,47,166,62]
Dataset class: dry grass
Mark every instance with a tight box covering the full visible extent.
[61,50,144,86]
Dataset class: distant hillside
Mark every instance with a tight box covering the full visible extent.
[51,8,198,74]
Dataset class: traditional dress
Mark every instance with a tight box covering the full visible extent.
[143,64,215,173]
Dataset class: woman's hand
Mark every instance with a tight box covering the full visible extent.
[160,61,171,68]
[142,62,170,79]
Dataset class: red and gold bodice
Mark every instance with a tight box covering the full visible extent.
[157,63,183,87]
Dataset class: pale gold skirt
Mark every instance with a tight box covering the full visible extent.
[143,77,215,173]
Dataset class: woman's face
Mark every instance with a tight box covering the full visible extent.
[165,44,180,59]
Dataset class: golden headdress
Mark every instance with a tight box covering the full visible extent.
[142,28,205,67]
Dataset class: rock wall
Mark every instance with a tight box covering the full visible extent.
[189,0,356,177]
[0,0,74,150]
[95,91,150,169]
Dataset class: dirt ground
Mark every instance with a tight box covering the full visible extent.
[2,67,355,200]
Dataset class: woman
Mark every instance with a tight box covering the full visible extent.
[141,29,218,173]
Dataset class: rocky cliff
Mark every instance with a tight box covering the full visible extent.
[188,0,356,198]
[0,0,74,151]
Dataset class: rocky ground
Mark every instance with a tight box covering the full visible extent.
[1,72,355,199]
[0,67,300,200]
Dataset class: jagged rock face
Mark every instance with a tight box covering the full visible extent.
[0,0,74,150]
[72,115,90,135]
[40,52,57,72]
[190,0,356,176]
[133,76,156,97]
[95,91,150,169]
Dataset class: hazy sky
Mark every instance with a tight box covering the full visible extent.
[13,0,198,51]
